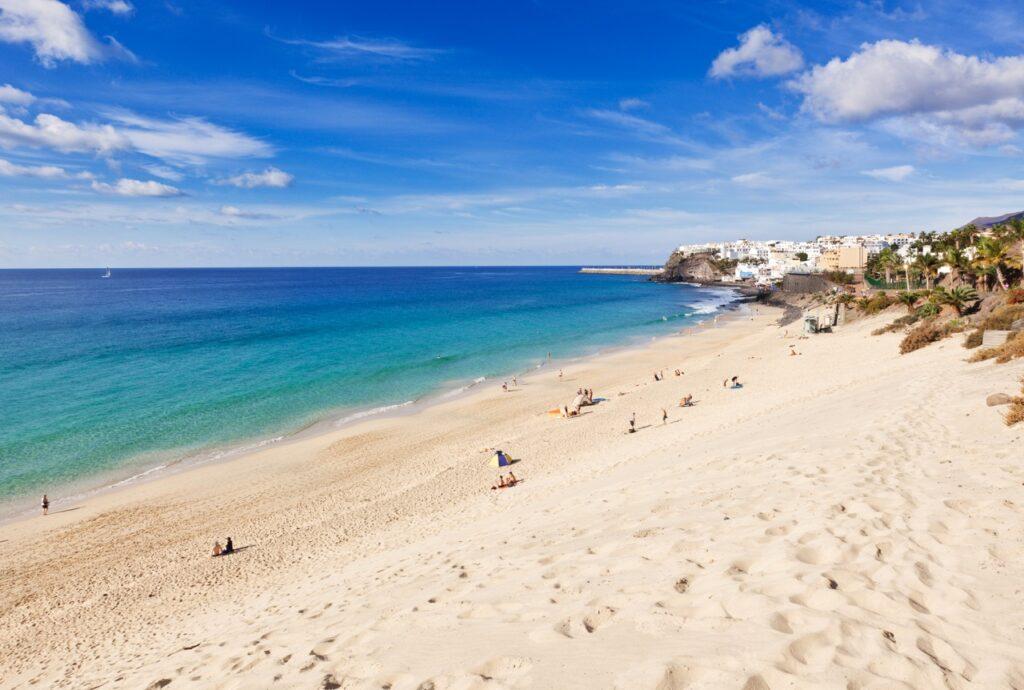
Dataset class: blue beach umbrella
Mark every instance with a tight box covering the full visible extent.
[490,450,513,468]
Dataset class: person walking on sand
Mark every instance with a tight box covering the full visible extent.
[512,376,517,388]
[502,382,508,393]
[661,408,668,425]
[628,413,636,434]
[41,494,49,516]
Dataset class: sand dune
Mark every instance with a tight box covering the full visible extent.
[2,309,1023,689]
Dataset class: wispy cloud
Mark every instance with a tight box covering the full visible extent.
[217,166,293,189]
[0,156,91,179]
[82,0,134,15]
[105,111,273,164]
[862,164,915,181]
[268,29,441,61]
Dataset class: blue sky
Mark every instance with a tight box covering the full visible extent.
[2,0,1024,266]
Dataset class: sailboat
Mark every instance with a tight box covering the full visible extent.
[102,267,111,278]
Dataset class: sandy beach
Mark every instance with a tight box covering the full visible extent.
[2,307,1023,689]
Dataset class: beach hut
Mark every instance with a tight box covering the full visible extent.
[490,450,513,468]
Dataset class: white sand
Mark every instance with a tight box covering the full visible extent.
[2,308,1023,689]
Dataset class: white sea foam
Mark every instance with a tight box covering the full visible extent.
[331,401,414,427]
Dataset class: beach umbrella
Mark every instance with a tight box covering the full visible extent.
[490,450,513,467]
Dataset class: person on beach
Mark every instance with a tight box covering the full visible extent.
[558,369,563,379]
[41,494,48,516]
[653,372,660,382]
[562,405,570,418]
[223,537,234,555]
[507,472,518,486]
[789,345,800,356]
[662,408,668,425]
[492,475,507,490]
[512,376,517,387]
[674,369,682,377]
[729,376,742,389]
[628,413,636,434]
[502,382,508,393]
[212,540,223,557]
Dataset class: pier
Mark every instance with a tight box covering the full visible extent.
[579,267,663,276]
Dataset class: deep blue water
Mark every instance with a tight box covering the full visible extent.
[0,267,736,507]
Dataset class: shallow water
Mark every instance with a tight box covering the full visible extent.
[0,267,736,506]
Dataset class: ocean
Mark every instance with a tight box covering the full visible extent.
[0,267,737,514]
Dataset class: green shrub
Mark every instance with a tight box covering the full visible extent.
[916,302,940,319]
[860,292,894,315]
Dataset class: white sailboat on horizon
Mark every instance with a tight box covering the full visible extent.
[102,267,111,278]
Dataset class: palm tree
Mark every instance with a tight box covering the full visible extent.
[896,290,920,314]
[943,247,968,287]
[934,285,979,316]
[876,247,899,285]
[915,253,941,290]
[974,236,1012,291]
[995,219,1024,286]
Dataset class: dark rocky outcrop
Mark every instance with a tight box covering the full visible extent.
[652,251,724,284]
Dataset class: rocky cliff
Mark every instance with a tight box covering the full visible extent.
[651,251,725,284]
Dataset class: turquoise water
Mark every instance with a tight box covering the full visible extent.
[0,267,736,510]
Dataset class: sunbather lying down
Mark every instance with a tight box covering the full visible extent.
[491,472,519,490]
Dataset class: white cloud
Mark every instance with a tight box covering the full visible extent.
[731,171,773,186]
[0,108,272,164]
[0,156,89,178]
[82,0,133,14]
[142,163,184,181]
[709,25,804,79]
[0,0,105,66]
[618,98,648,111]
[91,177,182,197]
[791,40,1024,147]
[0,83,35,105]
[862,164,915,181]
[219,204,276,220]
[108,112,273,165]
[218,166,293,189]
[0,111,129,153]
[270,32,439,61]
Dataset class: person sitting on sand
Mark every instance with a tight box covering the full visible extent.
[502,382,508,393]
[679,394,693,407]
[730,376,742,389]
[562,405,570,418]
[223,537,234,554]
[789,345,799,356]
[507,472,518,486]
[558,369,563,379]
[41,494,49,516]
[212,540,223,557]
[491,475,507,490]
[674,369,682,377]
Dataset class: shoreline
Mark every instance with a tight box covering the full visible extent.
[0,289,744,526]
[2,303,1022,687]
